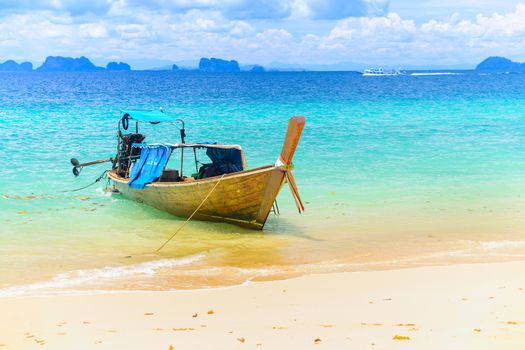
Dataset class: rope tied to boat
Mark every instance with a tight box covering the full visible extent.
[275,156,304,213]
[60,170,109,193]
[155,173,226,253]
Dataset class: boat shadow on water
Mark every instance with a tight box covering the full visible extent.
[115,193,319,242]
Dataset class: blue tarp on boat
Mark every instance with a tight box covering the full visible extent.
[206,147,243,173]
[128,144,172,189]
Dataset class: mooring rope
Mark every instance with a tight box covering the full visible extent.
[155,173,226,253]
[60,170,108,193]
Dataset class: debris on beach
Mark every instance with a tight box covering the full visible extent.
[192,313,198,318]
[314,338,321,344]
[392,335,411,340]
[34,338,46,346]
[4,194,44,201]
[237,337,246,343]
[207,309,214,315]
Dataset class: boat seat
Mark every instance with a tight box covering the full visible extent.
[160,169,179,182]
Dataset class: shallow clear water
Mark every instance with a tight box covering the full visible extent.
[1,71,525,295]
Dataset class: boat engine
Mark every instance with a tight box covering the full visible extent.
[117,132,145,176]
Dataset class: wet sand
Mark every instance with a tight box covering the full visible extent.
[1,260,525,349]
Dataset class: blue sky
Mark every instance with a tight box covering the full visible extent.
[0,0,524,69]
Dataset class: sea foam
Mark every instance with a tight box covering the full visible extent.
[0,254,204,297]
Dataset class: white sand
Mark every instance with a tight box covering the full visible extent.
[1,260,525,349]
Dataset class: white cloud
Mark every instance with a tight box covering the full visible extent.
[317,4,525,64]
[229,21,255,37]
[79,23,108,38]
[2,2,525,67]
[325,13,416,44]
[390,0,521,23]
[255,29,293,48]
[114,24,150,39]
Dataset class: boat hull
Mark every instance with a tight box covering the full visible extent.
[108,166,285,229]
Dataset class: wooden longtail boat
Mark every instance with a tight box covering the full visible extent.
[73,111,305,230]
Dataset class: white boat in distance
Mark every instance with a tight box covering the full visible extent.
[362,67,405,76]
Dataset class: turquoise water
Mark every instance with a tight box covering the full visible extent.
[1,71,525,294]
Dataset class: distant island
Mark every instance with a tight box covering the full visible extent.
[198,58,240,72]
[1,55,522,73]
[0,60,33,71]
[476,56,525,72]
[248,65,265,72]
[0,56,267,73]
[37,56,104,72]
[107,62,131,71]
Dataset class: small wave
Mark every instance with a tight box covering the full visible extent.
[410,72,462,76]
[425,240,525,258]
[478,240,525,250]
[0,254,204,297]
[94,186,113,197]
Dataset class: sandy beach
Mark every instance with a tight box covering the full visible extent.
[1,260,524,350]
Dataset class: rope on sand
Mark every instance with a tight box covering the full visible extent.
[155,174,226,253]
